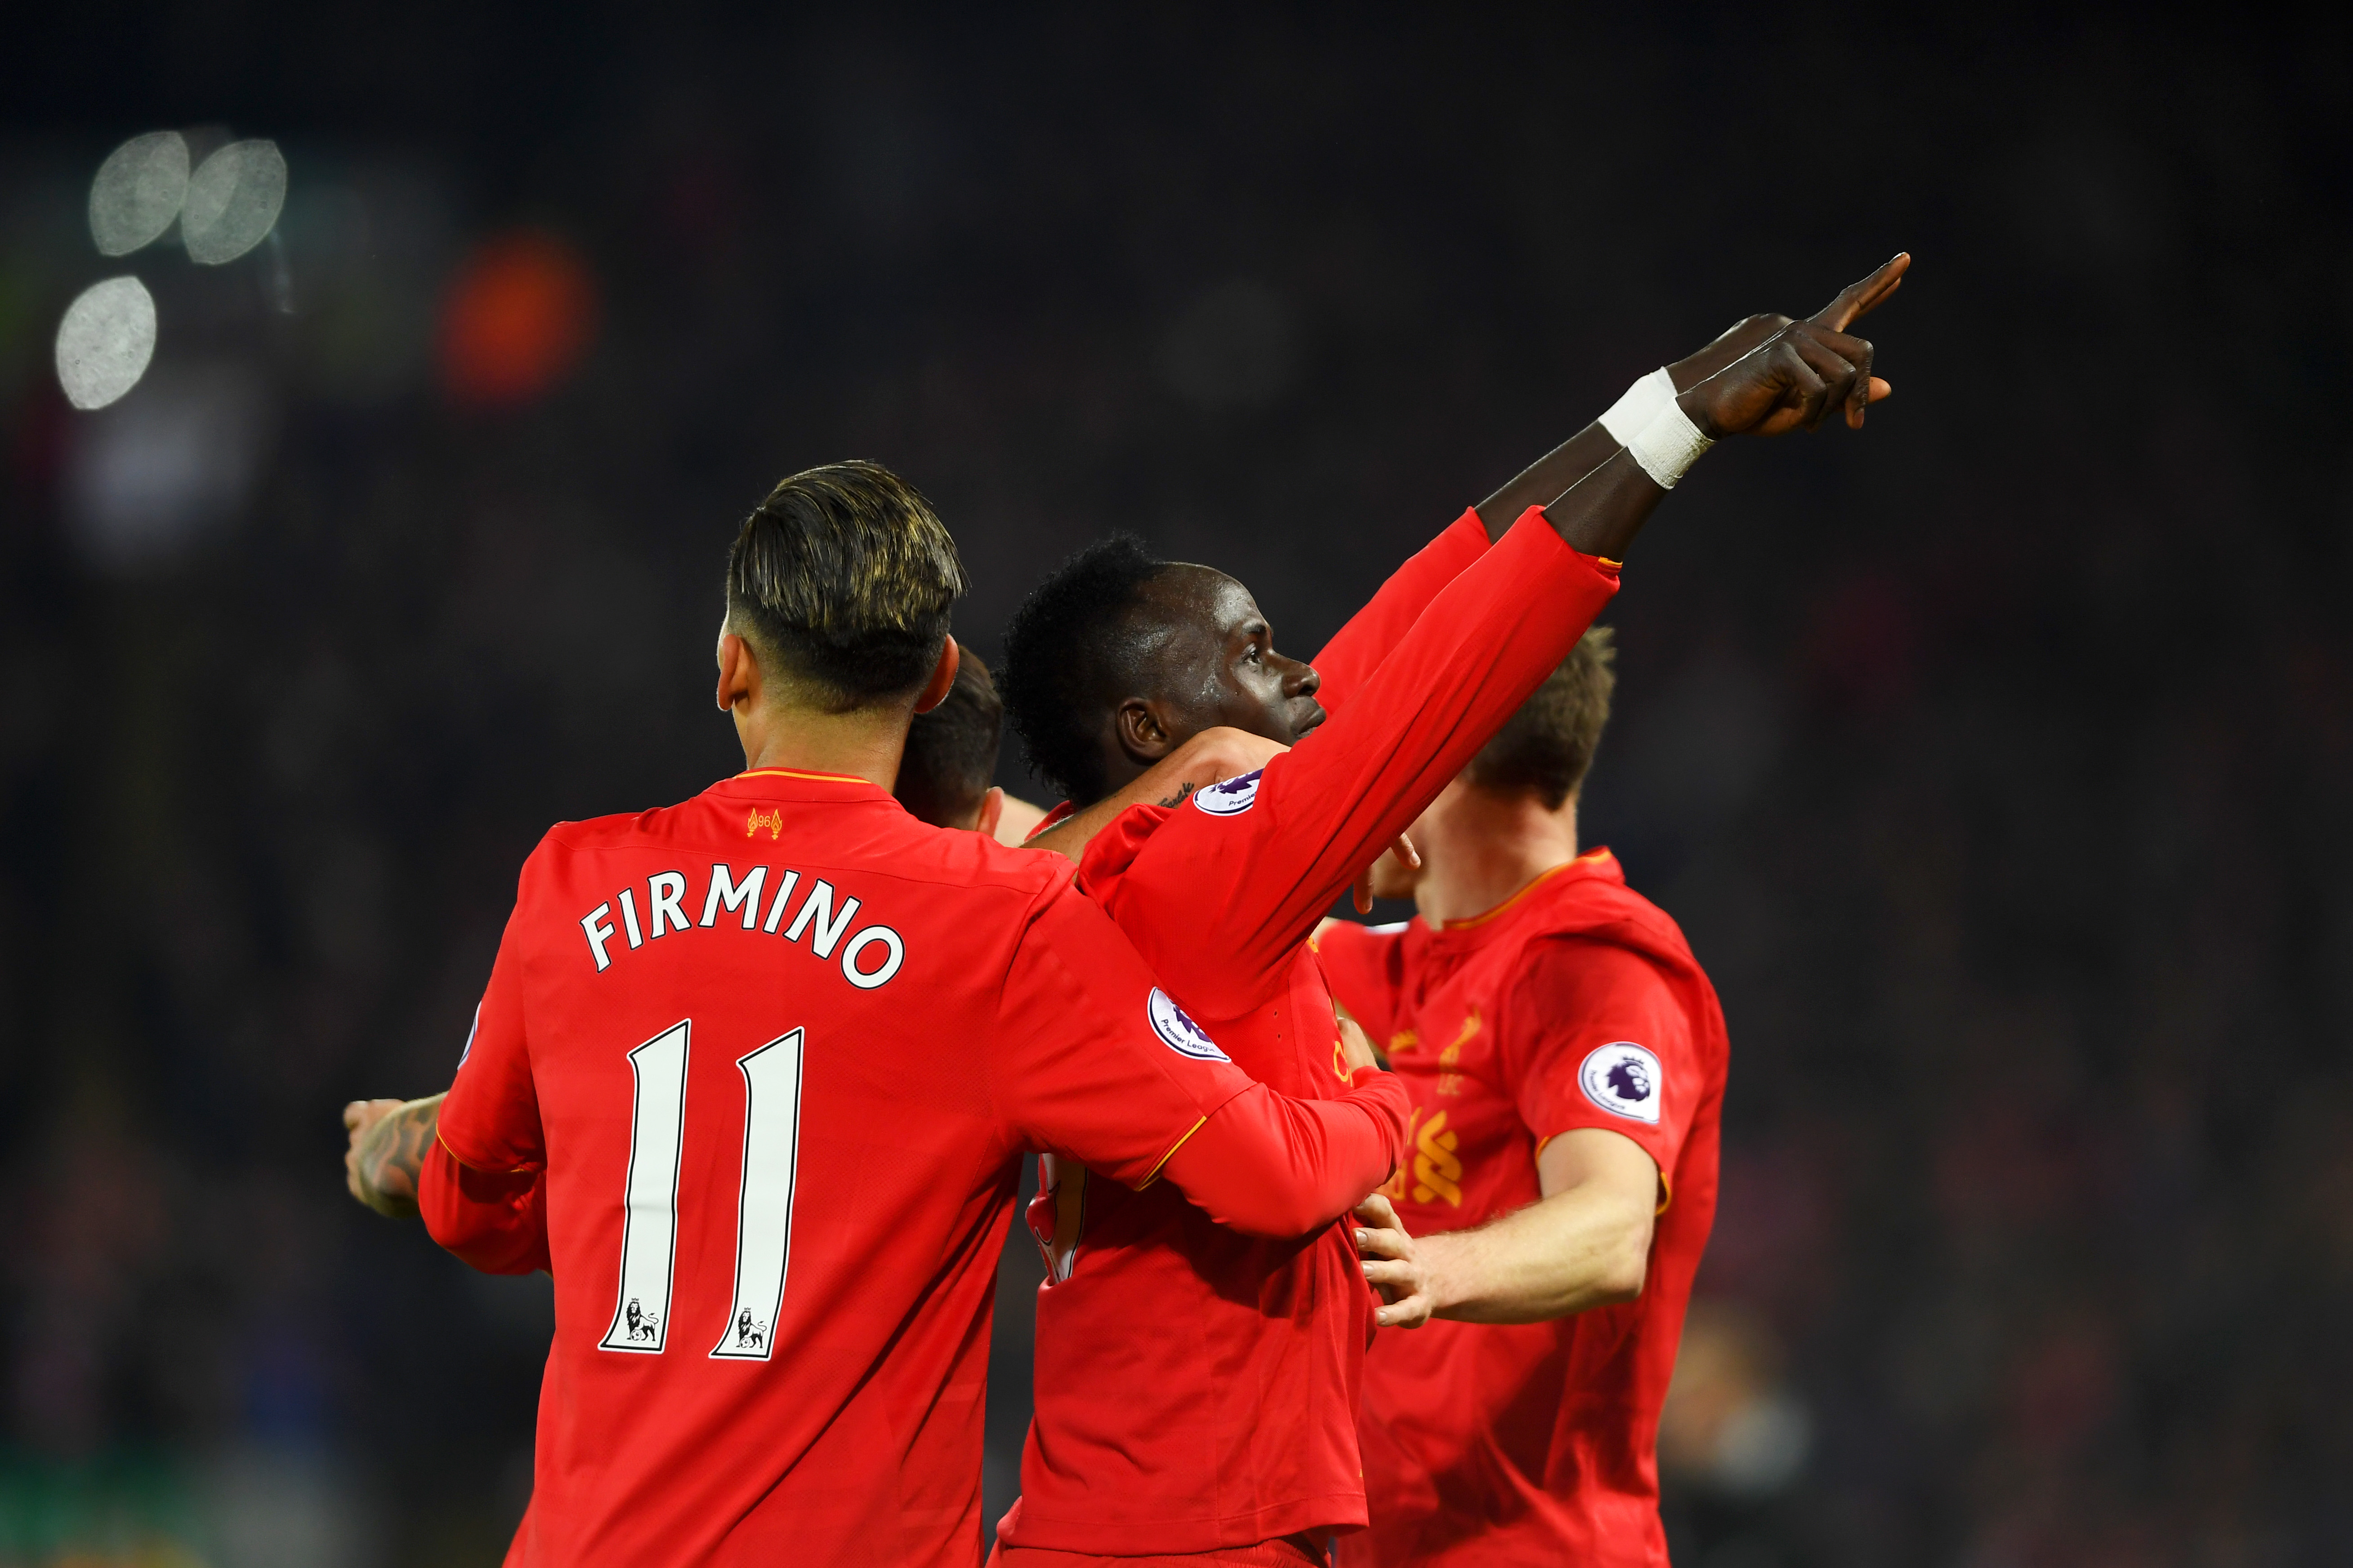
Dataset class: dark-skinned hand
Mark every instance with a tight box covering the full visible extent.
[1353,831,1418,914]
[1672,253,1908,435]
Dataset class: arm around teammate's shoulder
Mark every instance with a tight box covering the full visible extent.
[1025,726,1286,863]
[1157,1068,1411,1239]
[991,879,1410,1238]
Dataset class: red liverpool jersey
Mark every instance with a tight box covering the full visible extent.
[1313,850,1730,1568]
[427,768,1405,1568]
[997,509,1621,1555]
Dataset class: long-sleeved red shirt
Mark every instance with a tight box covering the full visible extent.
[417,773,1407,1567]
[996,507,1621,1555]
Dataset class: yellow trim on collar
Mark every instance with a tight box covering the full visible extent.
[1441,850,1613,931]
[735,767,870,786]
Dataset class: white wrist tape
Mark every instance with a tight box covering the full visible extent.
[1598,366,1677,448]
[1625,399,1714,490]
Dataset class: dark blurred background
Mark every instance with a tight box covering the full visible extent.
[4,8,2351,1565]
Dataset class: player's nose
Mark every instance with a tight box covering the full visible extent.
[1285,657,1321,697]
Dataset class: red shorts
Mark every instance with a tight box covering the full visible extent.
[988,1535,1327,1568]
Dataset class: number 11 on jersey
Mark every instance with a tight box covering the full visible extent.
[713,1030,803,1360]
[597,1020,805,1362]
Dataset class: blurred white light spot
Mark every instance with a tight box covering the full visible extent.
[64,363,271,573]
[55,276,158,410]
[1708,1393,1811,1499]
[89,130,190,255]
[183,139,288,265]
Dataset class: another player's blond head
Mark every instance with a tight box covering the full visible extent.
[725,460,967,712]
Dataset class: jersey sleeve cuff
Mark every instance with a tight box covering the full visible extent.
[1123,1058,1256,1192]
[1131,1115,1210,1191]
[436,1124,539,1176]
[1534,1125,1673,1212]
[1501,503,1624,580]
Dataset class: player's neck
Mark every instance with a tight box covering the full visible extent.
[734,699,911,791]
[1413,788,1579,927]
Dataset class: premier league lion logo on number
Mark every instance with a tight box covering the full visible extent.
[1578,1043,1663,1125]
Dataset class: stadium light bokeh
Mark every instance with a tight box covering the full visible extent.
[88,130,189,256]
[53,276,156,411]
[436,231,597,406]
[57,130,290,416]
[182,140,287,266]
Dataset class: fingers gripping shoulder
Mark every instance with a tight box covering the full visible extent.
[993,880,1257,1188]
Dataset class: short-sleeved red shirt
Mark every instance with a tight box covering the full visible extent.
[432,770,1279,1568]
[1313,851,1730,1568]
[998,510,1623,1555]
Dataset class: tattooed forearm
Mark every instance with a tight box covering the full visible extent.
[344,1093,446,1220]
[1156,782,1198,807]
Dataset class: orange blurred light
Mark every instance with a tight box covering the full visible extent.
[438,231,597,406]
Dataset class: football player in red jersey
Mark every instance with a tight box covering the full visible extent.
[347,461,1417,1568]
[343,650,1041,1223]
[1315,629,1723,1568]
[987,259,1905,1566]
[338,656,1260,1222]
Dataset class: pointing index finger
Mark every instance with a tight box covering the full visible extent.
[1813,252,1911,332]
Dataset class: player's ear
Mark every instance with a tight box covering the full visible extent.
[1113,697,1175,763]
[717,630,759,712]
[973,786,1005,841]
[914,636,960,715]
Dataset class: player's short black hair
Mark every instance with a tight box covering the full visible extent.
[1000,534,1168,806]
[1466,626,1616,810]
[895,649,1004,829]
[725,460,967,712]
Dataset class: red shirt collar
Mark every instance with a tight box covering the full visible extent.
[1027,799,1077,840]
[711,767,893,801]
[1428,847,1622,942]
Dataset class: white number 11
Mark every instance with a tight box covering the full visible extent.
[598,1020,804,1363]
